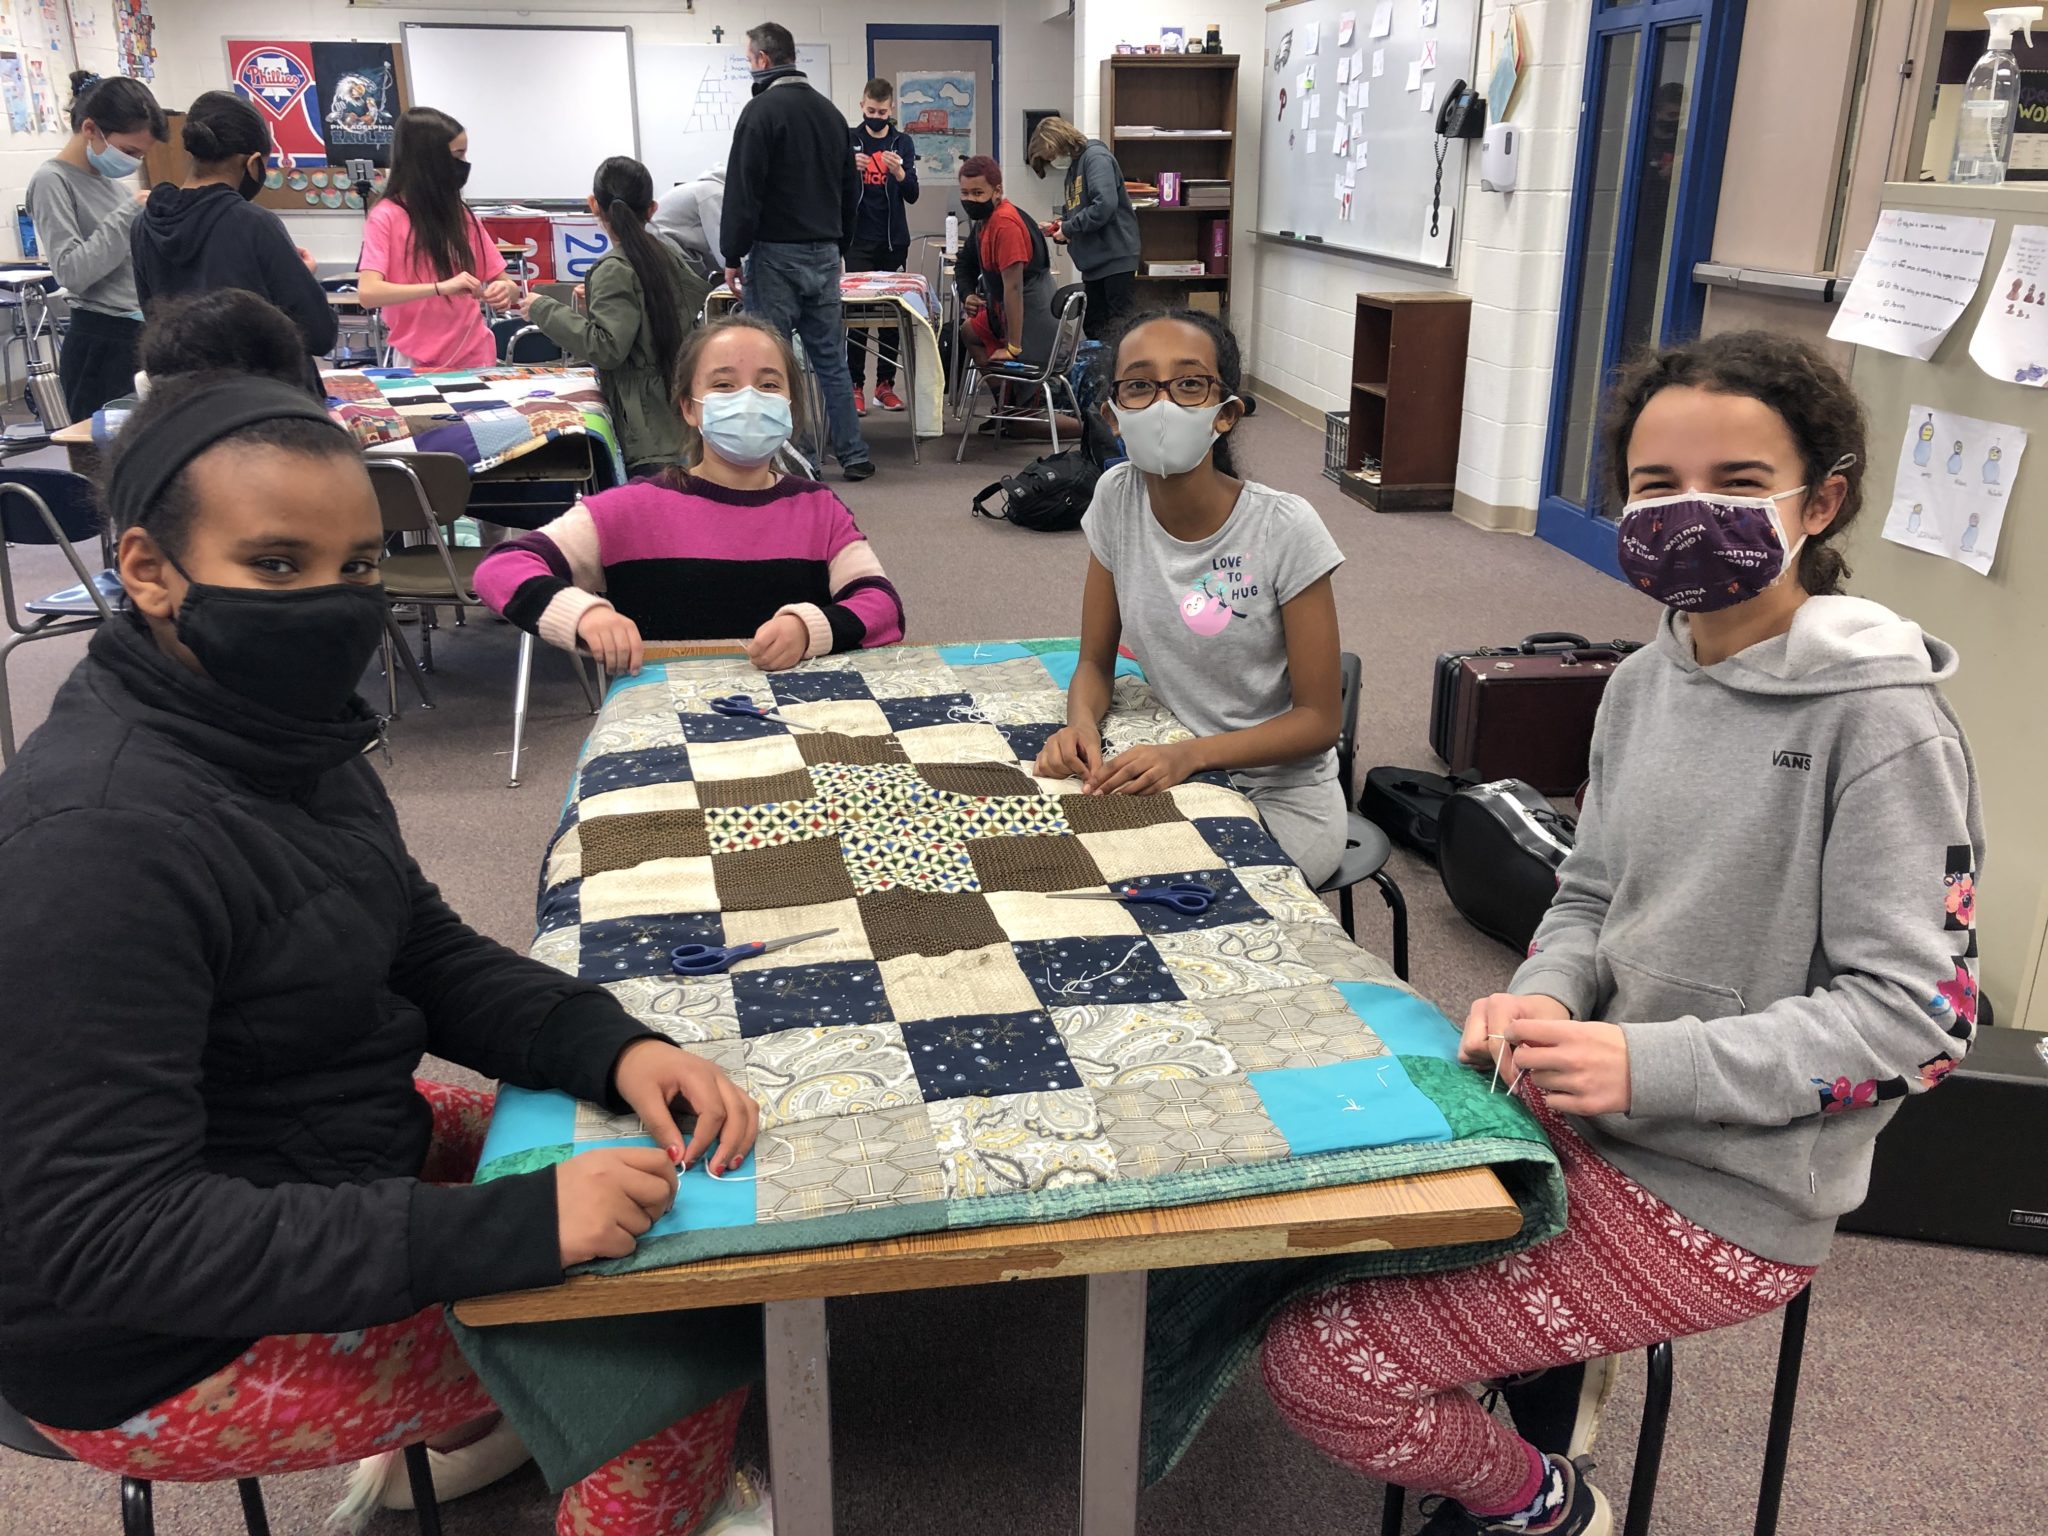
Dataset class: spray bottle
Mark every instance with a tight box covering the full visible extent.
[1950,6,2043,185]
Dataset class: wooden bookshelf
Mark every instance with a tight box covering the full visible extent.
[1101,54,1239,313]
[1340,292,1471,513]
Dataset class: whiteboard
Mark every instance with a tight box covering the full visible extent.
[636,43,834,195]
[1255,0,1481,268]
[402,24,638,203]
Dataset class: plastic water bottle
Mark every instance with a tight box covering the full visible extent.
[1951,7,2042,185]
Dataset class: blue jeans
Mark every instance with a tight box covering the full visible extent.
[741,241,870,470]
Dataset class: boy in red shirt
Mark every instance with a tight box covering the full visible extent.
[955,154,1055,368]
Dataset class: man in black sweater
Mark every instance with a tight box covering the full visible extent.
[720,20,874,481]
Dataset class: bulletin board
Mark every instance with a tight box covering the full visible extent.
[220,39,407,213]
[1256,0,1481,268]
[634,41,832,196]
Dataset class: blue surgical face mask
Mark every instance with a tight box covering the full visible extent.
[696,387,793,468]
[86,130,142,180]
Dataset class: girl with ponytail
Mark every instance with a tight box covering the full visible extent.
[516,155,709,473]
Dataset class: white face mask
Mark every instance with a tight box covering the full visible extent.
[1111,399,1233,477]
[694,387,792,468]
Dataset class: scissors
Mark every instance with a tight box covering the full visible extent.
[1050,883,1215,915]
[670,927,840,977]
[708,695,818,731]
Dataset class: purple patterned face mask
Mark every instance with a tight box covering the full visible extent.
[1615,489,1806,612]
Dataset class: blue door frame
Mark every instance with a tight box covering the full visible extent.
[1535,0,1747,577]
[866,24,1003,162]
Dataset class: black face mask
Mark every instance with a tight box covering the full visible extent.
[961,197,996,222]
[452,156,472,189]
[863,115,892,134]
[238,162,263,201]
[173,576,388,720]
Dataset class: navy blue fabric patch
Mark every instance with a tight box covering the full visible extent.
[679,708,786,744]
[996,721,1067,763]
[1192,815,1293,870]
[577,912,725,981]
[878,693,977,731]
[1110,869,1265,935]
[1013,935,1184,1008]
[732,960,894,1037]
[536,879,582,935]
[901,1010,1082,1099]
[580,745,695,795]
[770,669,875,704]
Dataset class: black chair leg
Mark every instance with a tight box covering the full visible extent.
[1371,870,1409,981]
[404,1441,445,1536]
[1338,882,1357,941]
[1380,1482,1405,1536]
[120,1477,153,1536]
[1754,1286,1811,1536]
[237,1477,271,1536]
[1624,1340,1674,1536]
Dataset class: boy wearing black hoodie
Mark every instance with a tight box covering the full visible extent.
[845,77,919,413]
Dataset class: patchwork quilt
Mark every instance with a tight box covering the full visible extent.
[322,365,628,481]
[474,640,1559,1270]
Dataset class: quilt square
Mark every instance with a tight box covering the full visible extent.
[733,959,892,1037]
[967,833,1105,894]
[797,730,910,767]
[577,781,701,820]
[1236,863,1339,927]
[1193,815,1294,870]
[1336,981,1463,1061]
[856,889,1009,962]
[1166,780,1251,821]
[996,721,1066,765]
[714,838,858,911]
[880,942,1042,1022]
[776,698,893,737]
[756,1104,947,1224]
[577,809,711,876]
[1108,869,1266,935]
[695,769,818,809]
[604,973,740,1043]
[895,722,1016,764]
[1052,999,1238,1086]
[1079,822,1232,884]
[838,824,979,895]
[903,1010,1082,1099]
[770,669,875,704]
[530,925,578,977]
[916,762,1044,798]
[1205,983,1391,1071]
[573,1101,647,1143]
[1249,1056,1454,1153]
[543,824,583,888]
[580,856,719,922]
[928,1089,1118,1198]
[860,655,965,699]
[1149,921,1321,1000]
[721,898,871,970]
[945,689,1070,727]
[679,707,786,744]
[983,889,1141,943]
[685,736,808,782]
[945,654,1058,694]
[536,879,580,935]
[747,1022,920,1130]
[1015,935,1184,1008]
[1097,1075,1291,1177]
[704,799,843,854]
[1283,919,1397,986]
[576,912,723,981]
[878,693,976,731]
[807,760,941,817]
[581,710,687,759]
[1058,792,1190,834]
[956,794,1072,841]
[579,745,694,797]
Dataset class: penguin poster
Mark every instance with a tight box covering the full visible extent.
[1969,223,2048,385]
[1883,402,2024,577]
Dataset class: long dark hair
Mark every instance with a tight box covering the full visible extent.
[67,70,165,140]
[1601,330,1870,595]
[181,90,267,167]
[594,156,689,392]
[1102,306,1248,477]
[380,106,474,283]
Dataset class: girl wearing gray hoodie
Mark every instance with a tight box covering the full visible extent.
[1260,332,1982,1536]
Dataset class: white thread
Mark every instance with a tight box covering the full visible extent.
[694,1135,795,1183]
[945,704,998,725]
[1044,941,1146,998]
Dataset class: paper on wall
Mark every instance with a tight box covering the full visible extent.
[1371,1,1393,39]
[1338,56,1351,84]
[1334,121,1350,154]
[1423,39,1438,69]
[1305,131,1318,154]
[1373,49,1385,77]
[1304,20,1321,53]
[1421,0,1439,24]
[1883,403,2023,576]
[1362,82,1371,108]
[1339,11,1357,46]
[1310,93,1322,120]
[1407,60,1424,91]
[1420,81,1437,112]
[1967,224,2048,385]
[1826,209,1994,361]
[1353,110,1365,138]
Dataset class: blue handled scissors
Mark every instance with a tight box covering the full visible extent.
[708,695,818,731]
[1050,883,1215,915]
[670,927,840,977]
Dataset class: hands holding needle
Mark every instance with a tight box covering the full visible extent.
[1459,993,1633,1116]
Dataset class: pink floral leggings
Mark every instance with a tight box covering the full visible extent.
[36,1081,746,1536]
[1260,1091,1814,1516]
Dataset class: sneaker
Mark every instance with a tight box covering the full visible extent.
[842,460,876,482]
[697,1468,774,1533]
[875,384,905,411]
[1415,1455,1611,1536]
[853,387,868,416]
[332,1418,532,1529]
[1497,1357,1621,1460]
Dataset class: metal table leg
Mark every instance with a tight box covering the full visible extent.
[765,1297,833,1536]
[1078,1269,1147,1536]
[899,307,920,465]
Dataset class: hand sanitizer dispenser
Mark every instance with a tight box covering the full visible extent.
[1951,6,2043,185]
[1480,122,1518,192]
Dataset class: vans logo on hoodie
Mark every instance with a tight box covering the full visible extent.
[1772,750,1813,771]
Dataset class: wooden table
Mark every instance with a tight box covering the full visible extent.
[457,1162,1520,1536]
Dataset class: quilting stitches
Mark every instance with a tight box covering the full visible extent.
[755,1105,947,1224]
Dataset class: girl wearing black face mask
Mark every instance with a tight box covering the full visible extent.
[0,295,763,1531]
[844,77,920,413]
[129,91,337,378]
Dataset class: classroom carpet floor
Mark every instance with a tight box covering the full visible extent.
[1,402,2039,1533]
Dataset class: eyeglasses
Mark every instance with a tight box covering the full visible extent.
[1111,375,1226,408]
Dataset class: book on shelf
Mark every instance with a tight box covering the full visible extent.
[1144,259,1208,277]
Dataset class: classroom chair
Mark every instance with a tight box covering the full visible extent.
[954,288,1089,462]
[1378,1284,1813,1536]
[1316,650,1409,980]
[0,1384,448,1536]
[503,325,564,365]
[0,471,118,763]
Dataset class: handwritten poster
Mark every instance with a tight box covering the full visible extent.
[1828,209,1995,361]
[1967,223,2048,384]
[1883,403,2024,576]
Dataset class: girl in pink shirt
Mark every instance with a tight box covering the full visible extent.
[355,107,516,371]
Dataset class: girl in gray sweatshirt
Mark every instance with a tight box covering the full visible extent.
[1259,331,1981,1536]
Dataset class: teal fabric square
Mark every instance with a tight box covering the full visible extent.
[1248,1057,1454,1154]
[1039,649,1147,690]
[480,1085,579,1169]
[1336,982,1464,1062]
[577,1137,758,1237]
[936,642,1034,666]
[603,668,672,702]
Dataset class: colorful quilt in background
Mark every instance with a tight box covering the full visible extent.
[322,366,627,481]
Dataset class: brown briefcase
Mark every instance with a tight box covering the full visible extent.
[1435,644,1634,794]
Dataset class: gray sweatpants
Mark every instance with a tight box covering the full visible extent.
[1234,775,1348,889]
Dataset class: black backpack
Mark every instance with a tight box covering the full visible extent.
[971,449,1101,533]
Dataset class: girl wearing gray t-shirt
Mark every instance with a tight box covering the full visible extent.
[1036,309,1347,885]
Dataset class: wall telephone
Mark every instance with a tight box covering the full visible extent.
[1429,79,1486,239]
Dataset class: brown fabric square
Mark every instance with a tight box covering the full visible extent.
[695,769,818,808]
[1057,792,1191,834]
[916,763,1044,798]
[855,889,1009,962]
[967,834,1105,894]
[712,837,858,911]
[798,731,911,767]
[575,809,711,876]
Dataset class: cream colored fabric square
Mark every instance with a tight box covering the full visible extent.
[985,889,1142,943]
[603,975,740,1043]
[1167,780,1254,820]
[1079,822,1230,883]
[579,856,719,921]
[777,698,893,736]
[686,734,808,781]
[579,781,702,819]
[894,722,1017,764]
[880,942,1041,1022]
[722,898,872,970]
[544,823,583,887]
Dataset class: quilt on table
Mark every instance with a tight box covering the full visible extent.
[477,639,1559,1268]
[321,365,628,480]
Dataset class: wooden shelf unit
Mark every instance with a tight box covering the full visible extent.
[1101,54,1239,312]
[1340,292,1471,513]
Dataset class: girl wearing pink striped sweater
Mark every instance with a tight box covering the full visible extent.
[475,315,905,674]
